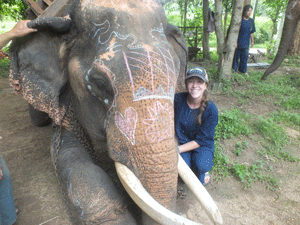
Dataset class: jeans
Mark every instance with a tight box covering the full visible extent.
[232,48,249,73]
[180,148,214,184]
[0,156,17,225]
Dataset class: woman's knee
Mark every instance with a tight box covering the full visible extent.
[192,150,214,172]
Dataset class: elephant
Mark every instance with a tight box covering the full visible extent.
[262,0,300,80]
[9,0,222,224]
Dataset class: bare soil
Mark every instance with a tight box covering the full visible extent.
[0,65,300,225]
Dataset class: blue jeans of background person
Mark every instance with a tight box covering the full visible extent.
[0,156,17,225]
[232,48,249,73]
[180,148,214,184]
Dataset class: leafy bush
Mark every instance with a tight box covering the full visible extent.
[0,2,28,20]
[254,27,270,44]
[0,58,10,78]
[254,17,272,42]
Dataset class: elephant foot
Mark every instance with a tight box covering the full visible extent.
[52,127,137,224]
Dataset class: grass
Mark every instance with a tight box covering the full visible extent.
[270,111,300,128]
[215,108,253,140]
[234,141,249,156]
[211,59,300,190]
[226,70,300,110]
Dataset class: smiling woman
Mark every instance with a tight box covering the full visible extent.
[175,67,218,186]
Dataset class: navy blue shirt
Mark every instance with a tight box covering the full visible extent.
[237,18,256,49]
[174,92,218,153]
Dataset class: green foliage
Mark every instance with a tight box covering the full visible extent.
[229,70,300,110]
[265,39,277,58]
[0,0,28,20]
[283,55,300,68]
[253,117,288,149]
[212,67,300,189]
[211,142,231,180]
[215,108,253,140]
[260,0,287,20]
[253,116,299,162]
[231,161,279,190]
[0,58,10,78]
[254,17,273,45]
[163,2,182,26]
[255,27,270,44]
[231,162,262,187]
[213,148,280,189]
[164,0,204,28]
[270,111,300,128]
[234,141,249,156]
[209,50,218,63]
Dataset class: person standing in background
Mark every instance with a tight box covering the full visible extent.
[232,5,256,76]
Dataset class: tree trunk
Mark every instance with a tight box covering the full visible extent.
[202,0,210,60]
[244,0,251,5]
[287,20,300,55]
[215,0,225,79]
[219,0,244,80]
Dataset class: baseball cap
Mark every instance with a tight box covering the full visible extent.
[185,67,209,83]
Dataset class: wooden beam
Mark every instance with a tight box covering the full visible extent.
[43,0,53,6]
[41,0,73,17]
[22,0,44,16]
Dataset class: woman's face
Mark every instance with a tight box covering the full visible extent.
[246,8,252,17]
[186,77,207,100]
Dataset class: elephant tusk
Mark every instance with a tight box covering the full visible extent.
[115,162,203,225]
[178,153,223,224]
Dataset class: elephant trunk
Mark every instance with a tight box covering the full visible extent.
[27,15,72,33]
[106,99,178,224]
[262,0,300,80]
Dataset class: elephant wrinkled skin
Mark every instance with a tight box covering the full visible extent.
[7,0,214,224]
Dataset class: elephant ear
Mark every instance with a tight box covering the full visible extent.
[164,23,188,93]
[9,31,69,125]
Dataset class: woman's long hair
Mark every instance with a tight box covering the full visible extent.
[196,89,209,125]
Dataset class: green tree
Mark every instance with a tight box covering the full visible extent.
[261,0,287,41]
[0,0,28,20]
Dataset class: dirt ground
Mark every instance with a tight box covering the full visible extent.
[0,66,300,225]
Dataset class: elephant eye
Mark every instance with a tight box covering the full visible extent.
[85,73,114,106]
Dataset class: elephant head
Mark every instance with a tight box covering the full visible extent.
[262,0,300,80]
[9,0,222,224]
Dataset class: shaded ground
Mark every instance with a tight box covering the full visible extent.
[0,65,300,224]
